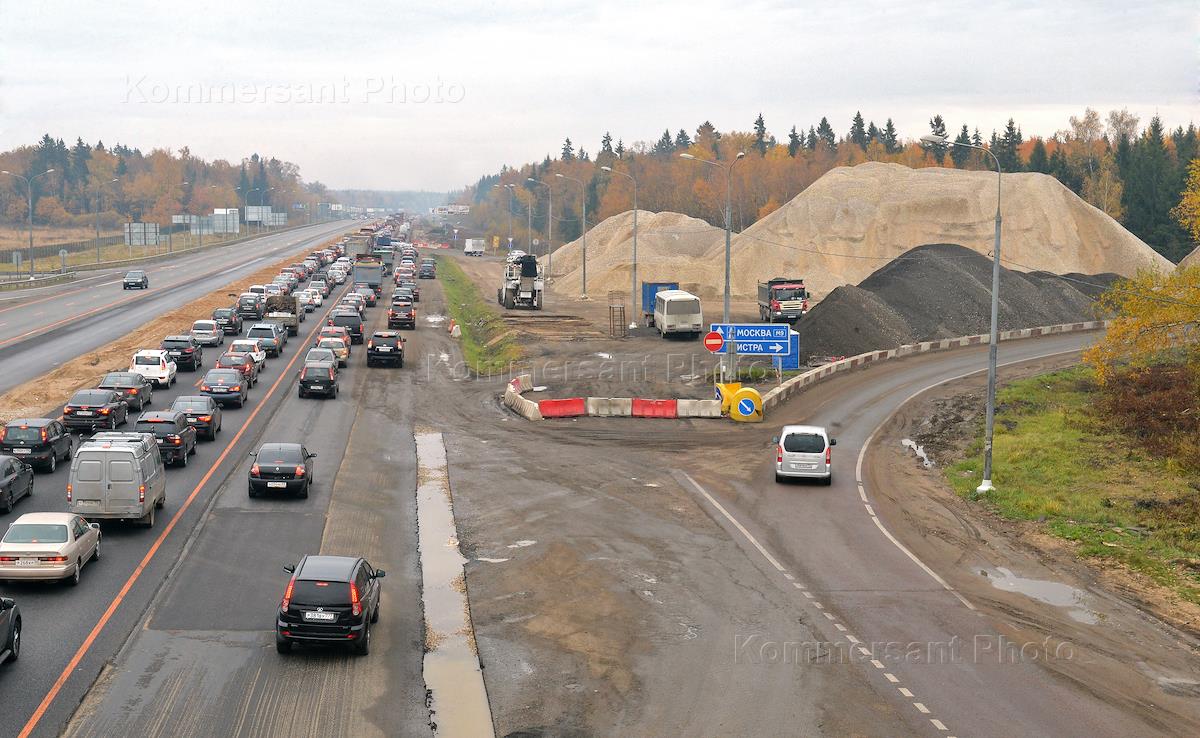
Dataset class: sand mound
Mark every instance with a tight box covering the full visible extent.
[1181,246,1200,270]
[798,243,1113,359]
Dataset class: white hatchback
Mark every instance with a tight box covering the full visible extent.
[774,425,835,485]
[129,350,177,388]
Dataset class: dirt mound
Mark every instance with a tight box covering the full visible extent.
[548,210,721,297]
[1181,246,1200,270]
[798,243,1111,359]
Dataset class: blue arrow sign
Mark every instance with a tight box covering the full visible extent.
[737,398,756,415]
[711,323,790,341]
[708,338,790,355]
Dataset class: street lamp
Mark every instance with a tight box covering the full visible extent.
[601,164,639,330]
[1,168,56,279]
[555,172,588,299]
[679,151,745,377]
[921,132,1002,495]
[258,187,275,233]
[527,177,553,282]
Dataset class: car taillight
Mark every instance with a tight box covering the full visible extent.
[777,445,783,463]
[350,582,362,617]
[250,463,261,476]
[281,576,296,611]
[183,348,194,353]
[328,368,335,380]
[41,427,48,442]
[367,340,375,348]
[99,407,111,415]
[138,484,145,503]
[0,428,6,442]
[171,435,182,446]
[63,406,73,414]
[826,446,832,465]
[327,319,333,325]
[295,465,305,477]
[198,415,211,422]
[802,298,809,312]
[66,483,72,503]
[41,556,68,563]
[201,385,211,392]
[0,556,16,563]
[230,385,241,391]
[129,388,138,395]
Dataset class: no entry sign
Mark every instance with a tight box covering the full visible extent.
[703,331,725,353]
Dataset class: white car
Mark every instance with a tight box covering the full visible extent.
[0,512,101,585]
[774,424,836,485]
[228,339,267,371]
[300,289,322,308]
[190,320,224,347]
[296,291,315,312]
[130,350,176,388]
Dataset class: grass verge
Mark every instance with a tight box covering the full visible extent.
[947,366,1200,604]
[435,256,521,375]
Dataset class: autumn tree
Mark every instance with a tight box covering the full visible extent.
[1171,157,1200,245]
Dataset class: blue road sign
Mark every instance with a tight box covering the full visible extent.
[711,323,790,341]
[773,330,801,371]
[737,398,756,415]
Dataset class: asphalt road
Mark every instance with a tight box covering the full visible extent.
[686,331,1170,737]
[57,279,430,737]
[0,221,352,394]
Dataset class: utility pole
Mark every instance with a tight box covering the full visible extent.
[1,168,55,279]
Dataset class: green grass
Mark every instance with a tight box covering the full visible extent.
[436,256,522,375]
[947,366,1200,604]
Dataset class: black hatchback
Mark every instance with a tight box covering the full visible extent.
[0,418,73,473]
[212,307,243,335]
[133,411,198,467]
[161,335,204,371]
[97,371,154,411]
[276,555,384,655]
[123,270,149,289]
[63,389,128,432]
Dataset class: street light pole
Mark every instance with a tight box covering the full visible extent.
[1,168,55,279]
[921,133,1002,494]
[527,177,553,281]
[679,151,745,377]
[601,165,639,329]
[555,172,588,299]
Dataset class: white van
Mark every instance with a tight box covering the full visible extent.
[653,289,703,338]
[68,432,167,527]
[774,425,836,485]
[464,240,485,257]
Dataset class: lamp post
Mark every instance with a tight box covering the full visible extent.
[921,132,1002,494]
[92,177,119,261]
[527,177,553,281]
[1,168,56,279]
[601,165,638,329]
[555,172,588,299]
[257,187,275,234]
[679,151,745,377]
[492,183,515,249]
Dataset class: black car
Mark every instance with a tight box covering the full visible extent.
[418,264,435,279]
[249,443,315,498]
[0,418,73,472]
[236,293,266,320]
[298,363,338,399]
[366,331,404,367]
[200,369,249,408]
[170,396,223,441]
[63,389,128,432]
[399,280,419,302]
[134,411,197,466]
[327,311,364,344]
[97,371,154,411]
[246,323,285,357]
[161,335,204,371]
[212,307,243,335]
[123,270,149,289]
[275,555,384,655]
[355,287,377,307]
[0,597,19,664]
[0,456,34,514]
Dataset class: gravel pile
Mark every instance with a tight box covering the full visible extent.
[798,243,1113,359]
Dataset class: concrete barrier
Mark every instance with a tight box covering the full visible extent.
[677,399,722,418]
[586,397,633,417]
[631,398,678,418]
[539,397,587,418]
[503,385,543,421]
[761,319,1112,412]
[508,373,535,394]
[0,272,77,292]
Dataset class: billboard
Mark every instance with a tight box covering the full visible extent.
[124,222,160,246]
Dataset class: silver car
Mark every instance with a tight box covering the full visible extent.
[0,512,101,585]
[190,320,224,347]
[774,425,835,485]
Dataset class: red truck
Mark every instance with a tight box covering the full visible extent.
[758,277,809,323]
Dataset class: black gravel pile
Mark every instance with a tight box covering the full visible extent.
[798,243,1109,360]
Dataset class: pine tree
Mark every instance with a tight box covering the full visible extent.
[600,132,613,154]
[787,126,802,157]
[994,118,1023,172]
[1028,139,1049,173]
[928,115,948,163]
[652,129,674,156]
[866,121,880,145]
[615,139,625,157]
[849,111,868,150]
[882,119,899,154]
[1048,148,1080,192]
[971,128,983,147]
[950,125,972,168]
[816,117,837,151]
[1122,116,1190,261]
[561,137,575,161]
[753,113,768,155]
[806,126,818,150]
[578,148,590,162]
[674,128,692,149]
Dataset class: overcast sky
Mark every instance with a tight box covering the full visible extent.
[1,0,1194,192]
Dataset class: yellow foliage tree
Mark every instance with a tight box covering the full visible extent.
[1172,157,1200,244]
[1083,266,1200,383]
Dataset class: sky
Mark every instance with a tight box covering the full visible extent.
[1,0,1195,192]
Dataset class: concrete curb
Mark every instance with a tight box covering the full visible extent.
[502,373,544,420]
[761,320,1111,411]
[0,272,77,291]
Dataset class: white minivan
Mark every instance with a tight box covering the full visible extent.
[130,350,176,388]
[774,425,836,485]
[68,432,167,527]
[653,290,703,338]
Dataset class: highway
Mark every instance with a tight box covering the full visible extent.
[0,221,352,395]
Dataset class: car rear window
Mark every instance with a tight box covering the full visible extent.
[135,420,177,438]
[783,433,826,453]
[134,355,163,365]
[193,321,217,331]
[239,296,259,305]
[162,339,192,349]
[330,315,361,327]
[291,580,350,607]
[71,390,112,404]
[4,426,42,442]
[247,327,274,338]
[100,373,136,387]
[302,366,331,379]
[664,299,700,316]
[3,524,68,544]
[172,398,210,412]
[205,370,241,383]
[214,309,234,317]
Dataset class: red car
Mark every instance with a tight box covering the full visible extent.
[216,352,260,387]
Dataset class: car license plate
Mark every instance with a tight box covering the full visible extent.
[213,387,228,392]
[377,346,391,351]
[311,385,324,390]
[794,463,817,470]
[267,481,287,488]
[76,410,93,416]
[17,558,38,567]
[303,610,337,622]
[12,448,30,454]
[156,438,165,444]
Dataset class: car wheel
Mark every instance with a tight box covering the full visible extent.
[189,442,196,456]
[47,453,56,473]
[775,473,784,484]
[143,506,155,528]
[180,451,188,467]
[371,600,380,624]
[298,389,305,399]
[68,561,81,586]
[93,537,101,561]
[354,622,370,655]
[6,619,19,663]
[276,637,291,654]
[298,482,309,499]
[2,490,12,514]
[108,415,117,430]
[823,476,833,486]
[64,442,72,461]
[144,392,151,407]
[248,484,257,498]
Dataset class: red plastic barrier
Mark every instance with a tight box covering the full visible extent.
[539,397,587,418]
[631,398,678,418]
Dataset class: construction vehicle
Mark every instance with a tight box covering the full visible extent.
[497,254,544,310]
[757,277,809,323]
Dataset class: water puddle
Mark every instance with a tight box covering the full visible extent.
[595,352,613,359]
[506,539,536,549]
[984,567,1099,624]
[425,314,447,325]
[414,432,495,738]
[476,557,509,564]
[901,438,934,468]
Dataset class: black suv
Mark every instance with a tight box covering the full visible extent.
[0,418,73,472]
[64,389,128,431]
[170,395,223,440]
[327,311,364,344]
[387,298,415,330]
[161,336,203,371]
[123,270,149,289]
[134,411,198,466]
[0,597,19,664]
[236,293,265,320]
[97,371,154,411]
[298,363,338,399]
[366,331,404,367]
[418,264,435,279]
[212,307,243,335]
[276,555,384,655]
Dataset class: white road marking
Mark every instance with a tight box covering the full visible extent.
[864,503,875,516]
[857,647,872,658]
[931,718,948,730]
[914,703,930,714]
[813,602,824,609]
[834,623,847,632]
[802,591,814,599]
[823,612,836,621]
[899,687,914,698]
[884,673,899,683]
[681,472,787,572]
[870,659,885,669]
[845,635,860,644]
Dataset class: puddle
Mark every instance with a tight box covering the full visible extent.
[984,567,1099,624]
[414,432,495,738]
[901,438,934,468]
[476,557,509,564]
[644,483,661,488]
[595,352,613,359]
[531,386,548,392]
[506,539,536,549]
[425,314,447,325]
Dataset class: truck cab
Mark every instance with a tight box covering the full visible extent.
[758,278,809,323]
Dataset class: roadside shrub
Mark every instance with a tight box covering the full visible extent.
[1096,362,1200,468]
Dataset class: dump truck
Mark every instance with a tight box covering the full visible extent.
[352,256,384,295]
[757,277,809,323]
[497,254,543,310]
[264,293,303,336]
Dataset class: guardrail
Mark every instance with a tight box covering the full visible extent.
[0,273,77,292]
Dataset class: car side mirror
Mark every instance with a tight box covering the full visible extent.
[307,452,317,458]
[249,452,257,458]
[90,522,100,530]
[282,564,295,574]
[373,570,386,578]
[771,436,779,444]
[0,596,13,610]
[830,439,837,446]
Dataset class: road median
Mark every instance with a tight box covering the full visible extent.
[436,255,520,375]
